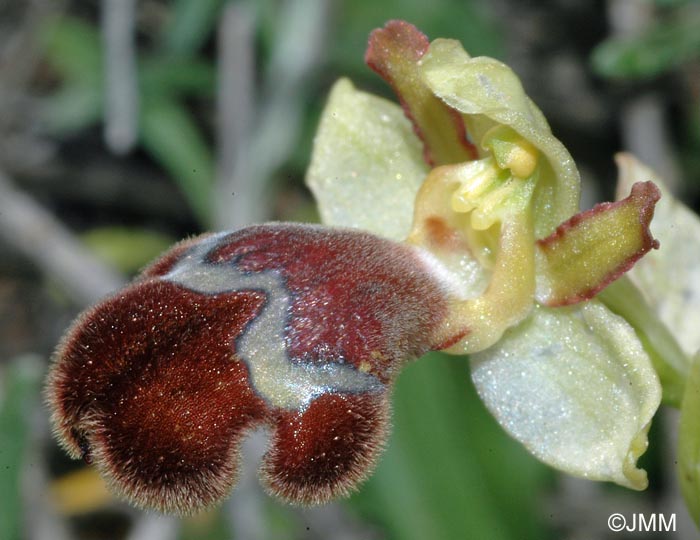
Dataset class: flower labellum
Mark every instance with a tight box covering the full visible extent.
[48,20,664,515]
[47,224,450,514]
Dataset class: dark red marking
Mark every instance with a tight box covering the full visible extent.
[448,107,478,160]
[424,216,464,252]
[433,328,471,351]
[209,224,447,381]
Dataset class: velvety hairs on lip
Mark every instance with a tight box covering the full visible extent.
[46,223,450,514]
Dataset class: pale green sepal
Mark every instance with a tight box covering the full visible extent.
[615,153,700,357]
[306,78,429,241]
[678,352,700,525]
[418,39,580,238]
[599,276,688,408]
[471,300,661,489]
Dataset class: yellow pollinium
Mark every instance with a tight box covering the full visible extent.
[486,125,540,179]
[496,137,538,179]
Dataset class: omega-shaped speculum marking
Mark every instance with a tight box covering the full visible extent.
[46,223,450,514]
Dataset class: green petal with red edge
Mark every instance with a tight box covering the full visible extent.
[471,300,661,490]
[535,181,660,307]
[615,153,700,356]
[305,78,428,241]
[365,20,477,166]
[418,38,581,238]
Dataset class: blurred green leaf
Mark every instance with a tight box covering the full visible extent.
[327,0,503,80]
[591,8,700,79]
[41,17,102,86]
[41,84,103,135]
[40,17,103,134]
[41,16,217,223]
[0,356,43,540]
[161,0,225,57]
[351,353,551,540]
[141,57,216,99]
[179,509,230,540]
[682,103,700,192]
[262,498,307,539]
[654,0,700,7]
[81,227,175,273]
[140,97,215,226]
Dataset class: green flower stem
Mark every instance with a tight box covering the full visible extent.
[599,275,689,407]
[679,352,700,525]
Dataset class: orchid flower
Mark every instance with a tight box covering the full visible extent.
[307,21,662,490]
[47,21,666,516]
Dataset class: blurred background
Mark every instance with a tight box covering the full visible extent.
[1,0,699,539]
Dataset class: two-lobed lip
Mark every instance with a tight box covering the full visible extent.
[46,223,448,514]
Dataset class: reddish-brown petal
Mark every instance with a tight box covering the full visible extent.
[261,392,390,505]
[536,181,661,306]
[47,223,451,513]
[46,281,268,514]
[365,20,477,165]
[208,224,448,380]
